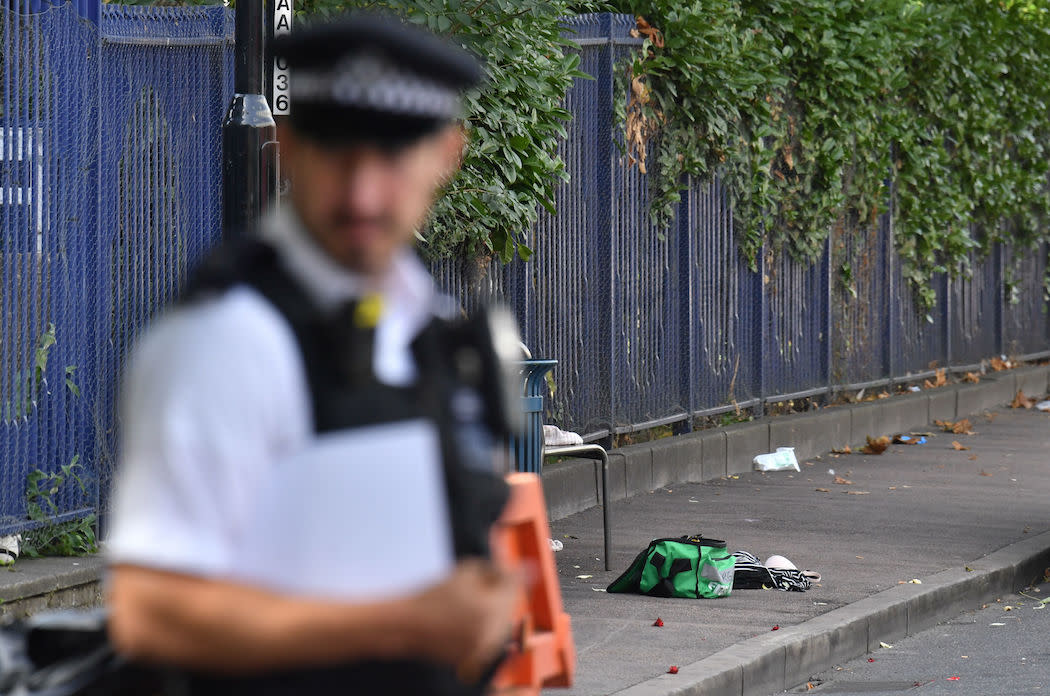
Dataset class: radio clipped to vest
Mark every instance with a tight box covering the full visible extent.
[421,305,526,443]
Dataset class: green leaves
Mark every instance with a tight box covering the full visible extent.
[611,0,1050,311]
[278,0,588,263]
[23,455,98,558]
[2,323,57,423]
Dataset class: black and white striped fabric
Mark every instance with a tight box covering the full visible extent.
[732,551,813,592]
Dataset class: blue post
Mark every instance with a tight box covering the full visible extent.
[510,359,558,474]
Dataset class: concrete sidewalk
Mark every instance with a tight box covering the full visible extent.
[1,365,1048,696]
[545,381,1050,695]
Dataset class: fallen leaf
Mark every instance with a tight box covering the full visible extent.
[979,469,991,476]
[667,665,679,674]
[924,368,947,389]
[1012,390,1034,409]
[969,455,978,461]
[861,435,890,454]
[807,683,816,691]
[653,617,664,627]
[815,487,830,493]
[936,418,975,435]
[833,476,853,485]
[951,441,970,451]
[963,372,981,383]
[831,445,852,454]
[990,356,1009,371]
[846,491,870,495]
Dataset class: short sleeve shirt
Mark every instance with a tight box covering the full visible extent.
[104,207,442,579]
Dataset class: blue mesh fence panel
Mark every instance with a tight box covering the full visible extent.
[764,242,829,398]
[0,3,232,534]
[608,40,686,433]
[949,239,1001,366]
[95,5,233,516]
[518,13,626,438]
[894,266,948,377]
[1003,242,1050,357]
[686,175,759,413]
[830,215,892,386]
[1,2,100,533]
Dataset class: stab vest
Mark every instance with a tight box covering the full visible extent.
[173,238,511,696]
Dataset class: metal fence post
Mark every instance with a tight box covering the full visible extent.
[756,237,768,416]
[677,178,696,434]
[884,205,898,380]
[994,240,1006,357]
[603,14,617,445]
[823,234,833,396]
[943,273,953,367]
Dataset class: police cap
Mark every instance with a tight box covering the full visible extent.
[273,12,483,148]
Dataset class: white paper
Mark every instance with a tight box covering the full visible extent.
[233,419,453,600]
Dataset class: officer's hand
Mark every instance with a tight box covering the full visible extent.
[417,558,523,682]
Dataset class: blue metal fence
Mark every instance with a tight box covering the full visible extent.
[1,8,1048,532]
[1,0,101,534]
[492,13,1050,439]
[97,4,233,504]
[0,1,232,533]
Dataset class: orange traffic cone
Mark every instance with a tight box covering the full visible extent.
[490,472,575,693]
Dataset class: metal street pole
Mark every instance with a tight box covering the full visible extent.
[222,0,277,238]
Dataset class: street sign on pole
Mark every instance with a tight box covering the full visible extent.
[273,0,292,115]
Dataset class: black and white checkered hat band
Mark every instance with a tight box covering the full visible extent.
[290,53,461,119]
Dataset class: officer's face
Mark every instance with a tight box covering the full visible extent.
[280,123,464,276]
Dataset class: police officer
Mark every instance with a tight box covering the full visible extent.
[105,12,523,695]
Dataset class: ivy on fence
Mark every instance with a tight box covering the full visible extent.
[612,0,1050,314]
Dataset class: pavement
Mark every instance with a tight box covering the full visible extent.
[2,366,1049,696]
[545,400,1050,696]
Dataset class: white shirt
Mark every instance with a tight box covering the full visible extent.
[105,207,445,580]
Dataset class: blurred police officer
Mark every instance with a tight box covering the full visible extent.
[105,12,522,696]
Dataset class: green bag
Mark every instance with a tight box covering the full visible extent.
[607,535,735,598]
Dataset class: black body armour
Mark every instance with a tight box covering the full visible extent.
[174,239,512,696]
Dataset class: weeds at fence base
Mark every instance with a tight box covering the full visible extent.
[22,456,98,558]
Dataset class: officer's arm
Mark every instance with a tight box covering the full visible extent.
[107,559,520,676]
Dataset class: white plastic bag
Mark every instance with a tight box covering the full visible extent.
[753,447,801,472]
